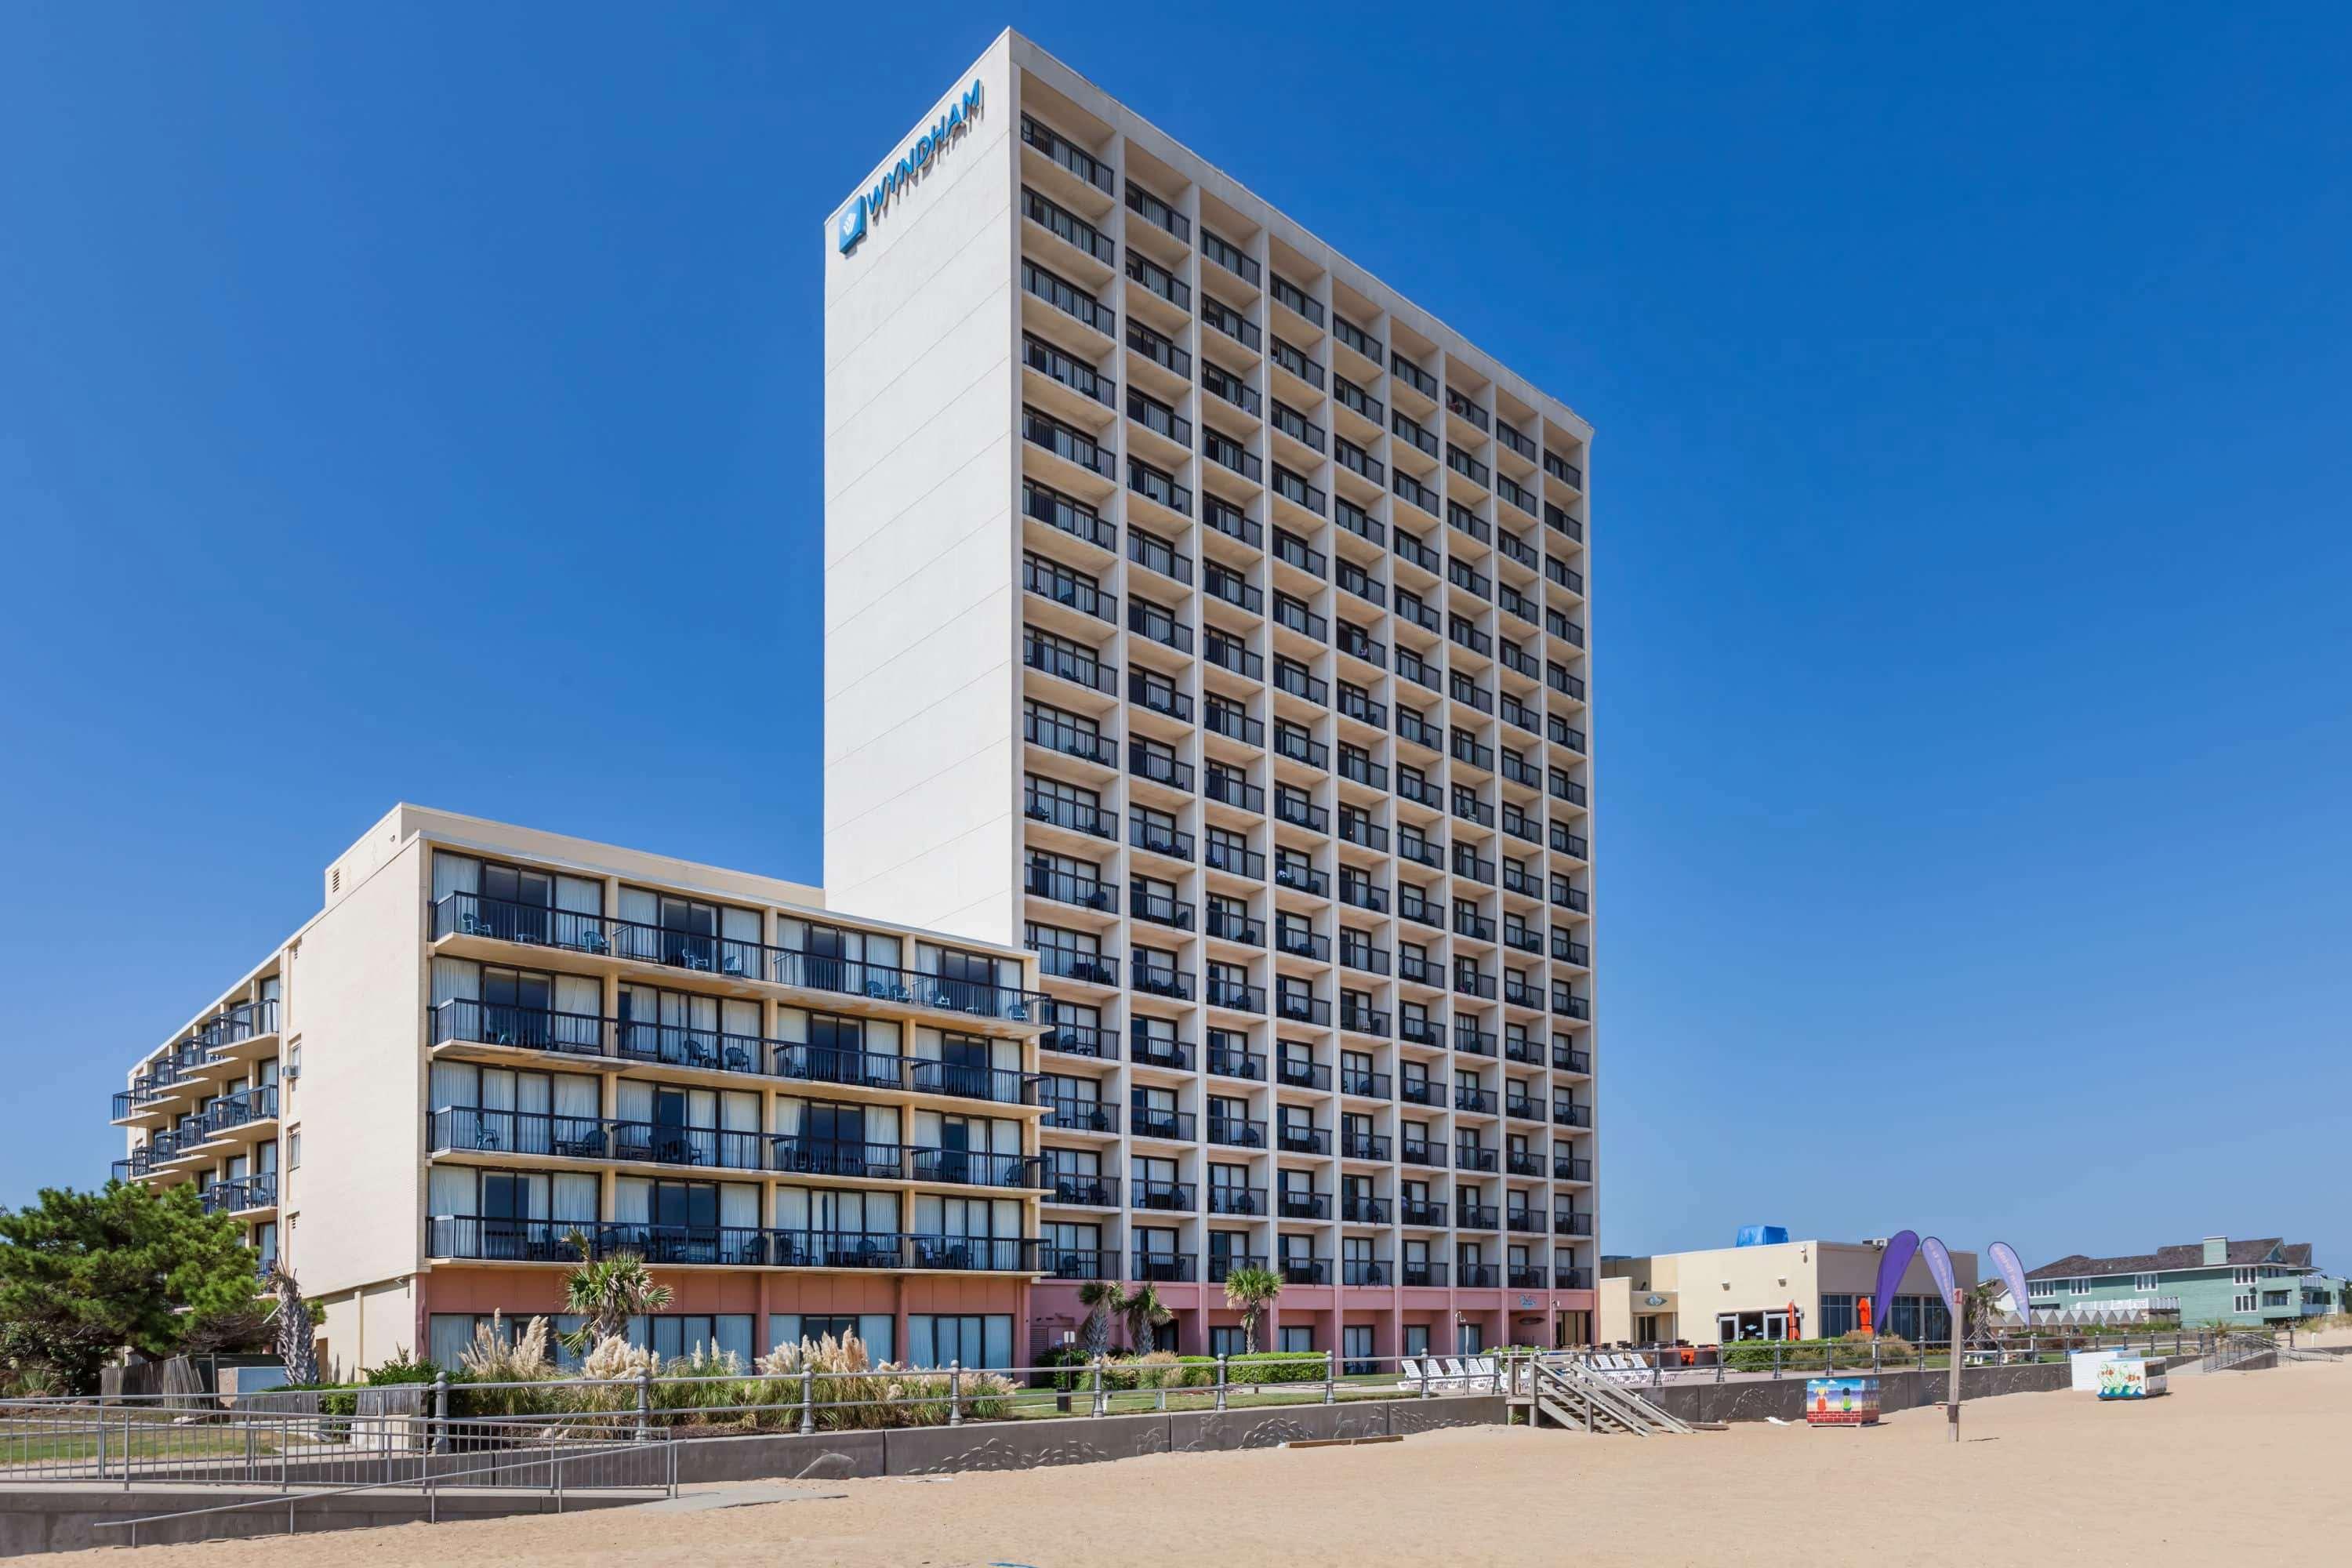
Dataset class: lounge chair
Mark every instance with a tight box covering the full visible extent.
[1395,1357,1427,1392]
[1437,1358,1469,1391]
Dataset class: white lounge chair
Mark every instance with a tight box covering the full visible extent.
[1439,1357,1471,1391]
[1467,1356,1498,1388]
[1395,1356,1427,1392]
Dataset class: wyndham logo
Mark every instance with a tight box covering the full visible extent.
[837,79,983,256]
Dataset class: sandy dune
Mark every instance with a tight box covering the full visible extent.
[58,1359,2352,1566]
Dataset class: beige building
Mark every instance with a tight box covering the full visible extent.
[111,805,1051,1373]
[823,30,1599,1363]
[1599,1239,1978,1346]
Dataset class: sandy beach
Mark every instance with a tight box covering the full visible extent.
[55,1359,2352,1566]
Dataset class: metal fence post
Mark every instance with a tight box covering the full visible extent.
[1326,1349,1338,1405]
[799,1365,815,1436]
[124,1410,133,1490]
[1772,1344,1780,1379]
[95,1406,107,1483]
[948,1361,964,1426]
[1215,1354,1229,1411]
[1420,1356,1432,1398]
[431,1374,448,1456]
[634,1367,653,1443]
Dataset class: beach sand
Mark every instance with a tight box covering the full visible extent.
[56,1359,2352,1566]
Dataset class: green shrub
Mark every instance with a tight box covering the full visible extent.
[1174,1351,1323,1385]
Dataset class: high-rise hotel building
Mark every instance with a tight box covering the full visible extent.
[825,32,1598,1360]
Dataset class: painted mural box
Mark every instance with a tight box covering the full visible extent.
[1804,1377,1882,1426]
[2096,1359,2168,1399]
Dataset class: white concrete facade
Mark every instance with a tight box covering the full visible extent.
[824,31,1599,1359]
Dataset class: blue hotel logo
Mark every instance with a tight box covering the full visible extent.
[837,79,984,256]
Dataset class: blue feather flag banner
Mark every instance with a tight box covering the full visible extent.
[1871,1231,1919,1332]
[1921,1237,1960,1309]
[1988,1242,2032,1321]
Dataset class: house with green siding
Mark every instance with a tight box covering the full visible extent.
[2020,1235,2343,1328]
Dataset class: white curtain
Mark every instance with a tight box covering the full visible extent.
[990,1119,1019,1155]
[775,1008,807,1044]
[429,1062,477,1109]
[911,1028,943,1063]
[914,1195,945,1235]
[618,888,658,925]
[517,1074,552,1116]
[686,1089,717,1127]
[867,1019,903,1059]
[554,876,602,915]
[777,918,806,950]
[433,854,481,902]
[991,1199,1018,1236]
[722,999,760,1040]
[774,1186,809,1229]
[865,931,901,971]
[520,1174,551,1218]
[721,907,761,945]
[913,1110,943,1148]
[552,1174,598,1223]
[429,1167,475,1217]
[866,1191,899,1232]
[554,975,601,1018]
[866,1105,899,1147]
[430,959,480,1007]
[719,1184,757,1229]
[480,1070,516,1112]
[720,1092,759,1133]
[553,1075,600,1120]
[773,1098,804,1138]
[615,1081,653,1123]
[613,1178,651,1224]
[716,1316,754,1366]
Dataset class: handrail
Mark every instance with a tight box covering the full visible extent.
[91,1437,676,1543]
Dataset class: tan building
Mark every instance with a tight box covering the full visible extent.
[111,805,1051,1373]
[1599,1239,1978,1347]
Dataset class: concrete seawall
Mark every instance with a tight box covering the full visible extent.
[1642,1359,2078,1425]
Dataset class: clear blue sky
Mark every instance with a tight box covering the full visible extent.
[3,3,2346,1274]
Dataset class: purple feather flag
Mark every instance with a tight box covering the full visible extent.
[1989,1242,2032,1323]
[1921,1237,1959,1308]
[1871,1230,1919,1334]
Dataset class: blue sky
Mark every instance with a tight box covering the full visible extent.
[2,2,2346,1273]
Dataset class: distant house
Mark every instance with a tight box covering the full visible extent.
[2020,1236,2344,1328]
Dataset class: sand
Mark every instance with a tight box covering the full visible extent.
[56,1359,2352,1566]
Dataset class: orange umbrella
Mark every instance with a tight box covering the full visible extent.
[1859,1295,1874,1335]
[1788,1301,1802,1340]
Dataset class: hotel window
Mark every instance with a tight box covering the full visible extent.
[1819,1294,1857,1338]
[769,1314,895,1362]
[908,1314,1014,1370]
[1210,1326,1248,1358]
[2133,1273,2159,1293]
[1280,1326,1315,1355]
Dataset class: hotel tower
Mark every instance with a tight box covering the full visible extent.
[824,31,1598,1363]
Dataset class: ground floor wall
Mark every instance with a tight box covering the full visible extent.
[1026,1282,1595,1359]
[409,1266,1031,1371]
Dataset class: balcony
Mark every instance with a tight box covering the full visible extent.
[1207,1044,1267,1081]
[1277,1123,1330,1155]
[1023,633,1116,698]
[1341,1259,1391,1287]
[1032,946,1119,987]
[1553,1045,1592,1074]
[1024,707,1116,768]
[1021,114,1112,194]
[1397,1015,1442,1048]
[1023,261,1113,337]
[1340,1130,1391,1161]
[1454,1086,1498,1115]
[1132,1251,1197,1283]
[1504,1093,1544,1123]
[1279,1258,1330,1287]
[1456,1203,1499,1230]
[1398,1139,1444,1169]
[431,1217,1042,1270]
[1555,1212,1595,1236]
[1201,227,1259,286]
[1130,1107,1198,1144]
[1272,861,1327,897]
[1508,1266,1548,1290]
[1208,1114,1268,1150]
[1206,906,1265,946]
[1044,1246,1118,1281]
[1127,741,1194,795]
[1208,1185,1267,1217]
[1201,296,1262,352]
[1127,320,1192,379]
[1121,180,1186,243]
[1128,886,1196,933]
[1204,839,1265,880]
[1021,189,1115,267]
[1552,1102,1592,1129]
[1130,814,1196,863]
[1504,1209,1544,1236]
[1277,1191,1330,1221]
[1275,993,1330,1028]
[1041,1094,1119,1132]
[1400,1261,1449,1287]
[1207,1252,1271,1285]
[1204,499,1263,550]
[1205,978,1265,1014]
[1276,1056,1331,1091]
[1555,1156,1594,1181]
[1339,1006,1390,1039]
[1131,1029,1195,1070]
[199,1174,278,1215]
[1455,1145,1498,1174]
[1027,863,1117,913]
[1457,1264,1500,1289]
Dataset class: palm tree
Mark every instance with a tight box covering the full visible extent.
[1118,1281,1172,1352]
[1221,1267,1283,1355]
[1076,1279,1126,1360]
[261,1260,319,1387]
[560,1236,673,1352]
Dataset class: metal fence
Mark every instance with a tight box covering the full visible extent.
[1566,1329,2257,1388]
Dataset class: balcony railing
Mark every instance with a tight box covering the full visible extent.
[1132,1251,1196,1283]
[1043,1021,1118,1061]
[430,1217,1040,1272]
[1208,1185,1266,1216]
[199,1174,278,1215]
[1040,1095,1119,1132]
